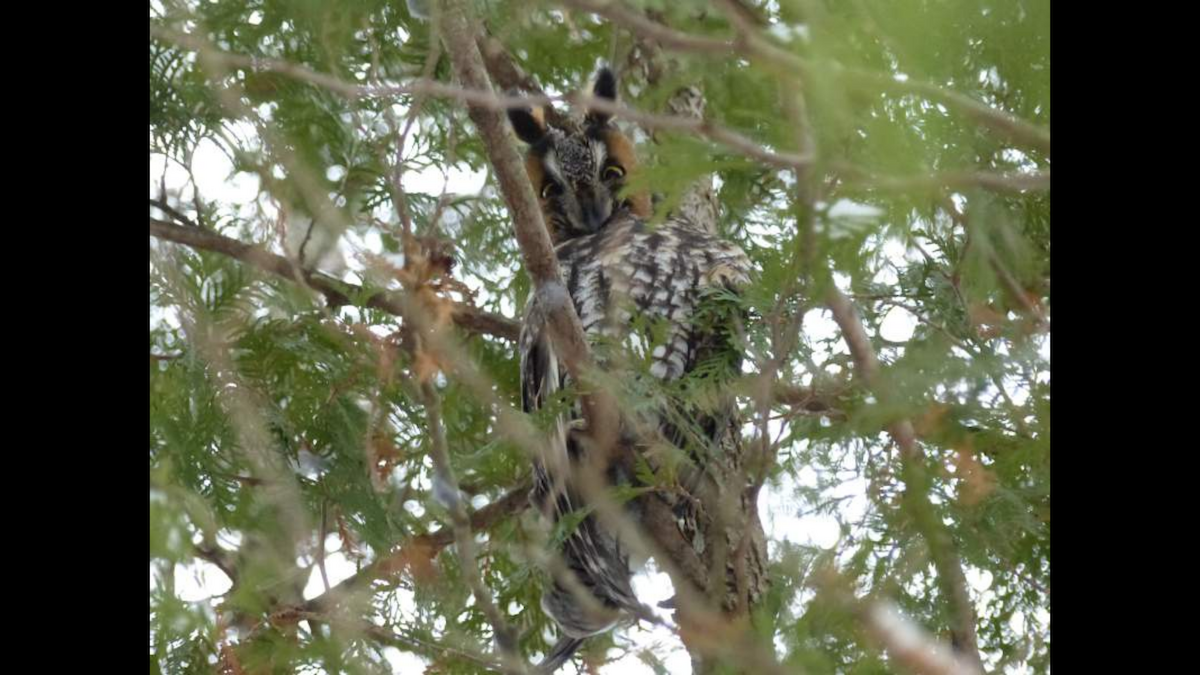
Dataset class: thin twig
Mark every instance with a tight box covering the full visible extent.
[302,481,531,614]
[362,622,506,671]
[419,379,526,673]
[476,32,573,131]
[149,218,520,341]
[194,543,239,585]
[564,0,733,54]
[941,197,1049,331]
[317,501,331,593]
[819,582,986,675]
[836,165,1050,195]
[150,198,200,228]
[151,26,813,171]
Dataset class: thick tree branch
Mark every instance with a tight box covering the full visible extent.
[149,218,520,341]
[435,18,792,673]
[153,218,842,419]
[436,0,623,455]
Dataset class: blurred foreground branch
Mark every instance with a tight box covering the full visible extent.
[562,0,1049,155]
[826,289,985,672]
[149,218,520,341]
[419,379,526,672]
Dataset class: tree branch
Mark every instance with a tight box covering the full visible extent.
[563,0,1049,155]
[149,218,520,341]
[864,74,1050,156]
[270,606,509,672]
[194,542,239,585]
[150,198,201,229]
[419,379,526,672]
[772,383,845,415]
[822,594,984,675]
[153,216,852,423]
[302,480,531,615]
[361,622,506,671]
[565,0,733,54]
[861,601,984,675]
[825,288,985,672]
[836,166,1050,195]
[436,0,624,456]
[940,198,1049,331]
[436,14,795,674]
[476,32,573,131]
[152,27,813,171]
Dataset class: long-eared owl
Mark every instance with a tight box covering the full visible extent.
[511,68,755,673]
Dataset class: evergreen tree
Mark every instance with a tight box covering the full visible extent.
[150,1,1049,672]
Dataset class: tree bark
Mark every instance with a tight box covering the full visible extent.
[620,16,770,673]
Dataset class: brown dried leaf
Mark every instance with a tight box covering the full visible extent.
[412,348,442,384]
[968,302,1007,328]
[335,508,363,561]
[380,540,440,585]
[371,435,404,486]
[217,643,246,675]
[954,440,998,507]
[913,403,951,438]
[416,286,456,332]
[267,606,306,628]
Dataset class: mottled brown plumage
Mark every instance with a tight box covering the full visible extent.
[511,68,756,673]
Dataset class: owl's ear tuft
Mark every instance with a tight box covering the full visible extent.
[586,67,617,126]
[593,67,617,101]
[509,104,547,144]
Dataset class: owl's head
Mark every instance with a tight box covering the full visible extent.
[508,68,651,243]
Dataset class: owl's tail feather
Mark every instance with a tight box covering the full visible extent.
[537,636,586,674]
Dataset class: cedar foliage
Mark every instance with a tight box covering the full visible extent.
[150,1,1049,673]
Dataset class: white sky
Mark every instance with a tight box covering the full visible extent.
[151,111,1049,673]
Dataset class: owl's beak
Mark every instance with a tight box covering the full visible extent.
[580,194,611,232]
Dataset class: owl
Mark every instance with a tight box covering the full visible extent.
[510,68,753,673]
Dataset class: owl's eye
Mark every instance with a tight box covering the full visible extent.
[603,165,626,180]
[541,182,562,199]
